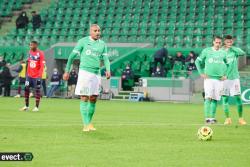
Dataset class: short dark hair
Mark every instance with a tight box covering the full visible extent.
[213,36,222,41]
[224,35,233,40]
[30,41,38,45]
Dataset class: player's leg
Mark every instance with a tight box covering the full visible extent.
[204,98,211,123]
[232,79,246,125]
[75,70,96,132]
[235,95,243,117]
[204,79,213,123]
[209,79,223,124]
[222,95,230,117]
[20,78,30,111]
[42,79,47,97]
[68,85,72,97]
[222,80,232,124]
[88,74,101,130]
[33,78,41,112]
[80,96,91,131]
[222,95,232,125]
[72,84,76,98]
[0,84,2,96]
[235,95,247,125]
[88,95,97,131]
[46,86,53,97]
[4,83,11,96]
[210,99,218,123]
[15,77,22,97]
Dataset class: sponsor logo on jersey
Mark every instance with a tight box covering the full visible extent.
[85,49,102,57]
[207,57,224,64]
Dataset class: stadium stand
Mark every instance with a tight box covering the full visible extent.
[0,0,32,18]
[0,0,249,77]
[1,0,250,47]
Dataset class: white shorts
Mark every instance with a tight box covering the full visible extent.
[223,79,241,96]
[204,79,223,101]
[75,70,100,96]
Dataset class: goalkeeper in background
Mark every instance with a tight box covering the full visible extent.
[222,35,247,125]
[195,36,228,124]
[63,24,110,132]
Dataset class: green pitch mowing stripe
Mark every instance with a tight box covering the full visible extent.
[0,97,249,167]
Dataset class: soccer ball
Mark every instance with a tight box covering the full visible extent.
[197,126,213,141]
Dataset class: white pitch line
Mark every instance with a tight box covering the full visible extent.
[0,119,220,126]
[0,119,80,123]
[0,123,245,127]
[0,119,249,127]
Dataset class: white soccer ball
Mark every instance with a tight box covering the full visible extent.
[197,126,213,141]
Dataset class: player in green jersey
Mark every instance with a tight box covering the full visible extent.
[195,36,228,124]
[63,24,111,132]
[222,35,247,125]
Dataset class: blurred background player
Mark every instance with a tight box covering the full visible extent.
[222,35,247,125]
[121,64,134,91]
[173,51,185,66]
[41,62,47,97]
[46,68,61,98]
[20,41,45,112]
[67,68,78,98]
[0,62,13,96]
[14,60,26,97]
[63,24,110,132]
[186,51,197,75]
[195,36,228,124]
[153,47,168,70]
[151,64,165,77]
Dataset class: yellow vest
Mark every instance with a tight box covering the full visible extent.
[19,63,26,78]
[42,64,47,79]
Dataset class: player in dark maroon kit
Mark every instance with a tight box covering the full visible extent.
[20,41,45,112]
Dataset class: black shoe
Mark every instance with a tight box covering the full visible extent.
[211,119,217,124]
[205,119,211,124]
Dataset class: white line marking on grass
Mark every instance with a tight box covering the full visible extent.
[0,123,245,127]
[0,119,249,127]
[0,119,222,125]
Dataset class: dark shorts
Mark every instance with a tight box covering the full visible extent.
[19,77,26,84]
[25,77,41,88]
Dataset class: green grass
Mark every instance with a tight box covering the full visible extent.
[0,97,250,167]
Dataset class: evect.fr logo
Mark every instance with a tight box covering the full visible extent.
[0,152,33,161]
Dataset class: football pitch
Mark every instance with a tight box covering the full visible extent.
[0,97,250,167]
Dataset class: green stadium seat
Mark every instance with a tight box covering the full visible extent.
[131,61,141,71]
[135,54,145,62]
[0,0,249,69]
[66,36,75,42]
[114,68,123,76]
[118,35,127,42]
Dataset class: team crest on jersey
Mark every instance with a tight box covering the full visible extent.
[86,49,92,55]
[208,58,214,63]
